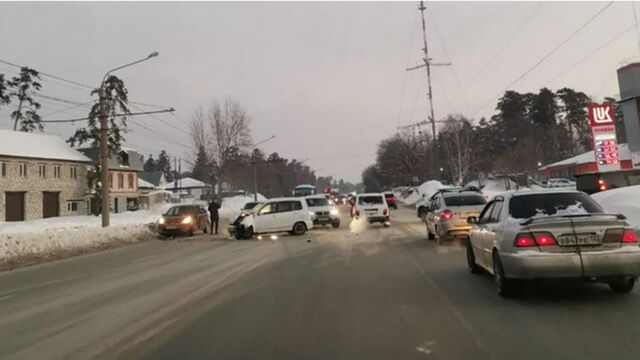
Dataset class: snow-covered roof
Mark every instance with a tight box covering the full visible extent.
[0,129,91,163]
[138,177,155,189]
[164,177,209,189]
[540,144,632,170]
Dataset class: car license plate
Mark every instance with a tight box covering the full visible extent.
[165,226,177,230]
[558,233,600,246]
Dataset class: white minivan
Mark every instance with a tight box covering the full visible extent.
[231,197,314,239]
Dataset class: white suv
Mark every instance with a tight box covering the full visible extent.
[305,195,341,228]
[232,197,314,239]
[353,193,390,226]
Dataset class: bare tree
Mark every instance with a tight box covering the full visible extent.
[190,98,252,193]
[440,115,473,186]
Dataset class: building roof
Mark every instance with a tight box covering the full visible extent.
[164,176,209,189]
[139,171,165,187]
[0,129,91,163]
[540,144,632,170]
[138,177,155,189]
[78,147,144,171]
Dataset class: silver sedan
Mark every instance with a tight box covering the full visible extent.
[466,190,640,297]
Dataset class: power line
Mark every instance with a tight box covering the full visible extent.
[127,120,195,151]
[0,58,94,90]
[473,1,615,117]
[40,108,174,123]
[544,19,638,86]
[396,10,419,129]
[41,101,96,117]
[128,103,191,138]
[634,2,640,54]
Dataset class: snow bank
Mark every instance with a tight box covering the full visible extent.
[592,185,640,229]
[400,180,449,205]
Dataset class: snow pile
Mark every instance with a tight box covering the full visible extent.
[219,193,267,219]
[400,180,449,205]
[592,185,640,229]
[479,179,519,200]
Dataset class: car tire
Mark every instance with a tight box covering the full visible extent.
[292,222,307,236]
[242,226,254,240]
[332,220,340,229]
[427,225,435,240]
[419,208,428,222]
[493,251,515,297]
[466,239,481,274]
[609,277,636,294]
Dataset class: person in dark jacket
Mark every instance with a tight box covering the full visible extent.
[208,198,220,235]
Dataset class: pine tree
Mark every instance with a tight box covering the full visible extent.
[8,67,43,132]
[0,74,9,105]
[191,145,211,182]
[143,155,156,172]
[156,150,173,182]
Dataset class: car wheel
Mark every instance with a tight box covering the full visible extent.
[427,224,435,240]
[466,239,481,274]
[419,208,428,222]
[609,277,636,294]
[292,222,307,236]
[493,252,515,297]
[242,226,254,240]
[332,220,340,229]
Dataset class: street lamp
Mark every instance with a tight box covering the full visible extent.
[100,52,159,227]
[252,135,276,201]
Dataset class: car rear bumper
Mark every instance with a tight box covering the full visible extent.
[366,216,389,223]
[501,248,640,279]
[438,223,472,238]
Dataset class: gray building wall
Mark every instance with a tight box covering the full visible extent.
[617,63,640,153]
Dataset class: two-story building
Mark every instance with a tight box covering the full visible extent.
[0,130,91,221]
[79,147,144,213]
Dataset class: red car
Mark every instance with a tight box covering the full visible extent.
[158,205,210,238]
[384,193,398,209]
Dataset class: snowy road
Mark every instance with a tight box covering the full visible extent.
[2,206,640,359]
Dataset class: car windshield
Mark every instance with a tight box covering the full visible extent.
[243,202,261,210]
[509,193,603,219]
[165,206,191,216]
[306,198,329,207]
[443,194,486,206]
[358,196,384,205]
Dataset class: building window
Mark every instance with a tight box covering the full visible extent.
[67,201,79,212]
[118,173,124,189]
[38,164,46,178]
[108,173,113,189]
[70,166,77,180]
[0,162,5,177]
[128,173,134,189]
[19,163,27,177]
[53,165,61,179]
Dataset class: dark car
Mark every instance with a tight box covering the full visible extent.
[384,193,398,209]
[158,205,210,238]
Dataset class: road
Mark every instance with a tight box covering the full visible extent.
[1,206,640,360]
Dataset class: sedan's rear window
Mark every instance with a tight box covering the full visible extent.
[509,193,603,219]
[358,196,384,205]
[443,194,486,206]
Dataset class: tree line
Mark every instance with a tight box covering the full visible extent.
[363,87,624,191]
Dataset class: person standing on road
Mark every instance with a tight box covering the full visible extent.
[208,198,220,235]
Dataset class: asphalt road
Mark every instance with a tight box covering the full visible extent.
[2,206,640,360]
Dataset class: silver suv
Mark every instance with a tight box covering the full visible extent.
[467,190,640,297]
[425,190,486,243]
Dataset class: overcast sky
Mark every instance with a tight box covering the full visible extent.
[1,1,638,182]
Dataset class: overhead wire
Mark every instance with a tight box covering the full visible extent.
[396,10,419,129]
[472,1,615,117]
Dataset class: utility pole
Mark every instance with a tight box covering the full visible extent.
[400,1,450,140]
[99,51,158,227]
[251,135,276,201]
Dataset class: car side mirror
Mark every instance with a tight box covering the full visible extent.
[467,216,478,224]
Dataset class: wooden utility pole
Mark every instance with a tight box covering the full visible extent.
[401,1,450,140]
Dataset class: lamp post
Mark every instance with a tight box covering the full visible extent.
[251,135,276,201]
[100,52,158,227]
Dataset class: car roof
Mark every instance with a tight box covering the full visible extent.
[305,195,328,199]
[265,197,305,202]
[507,189,582,198]
[356,193,384,197]
[442,191,485,198]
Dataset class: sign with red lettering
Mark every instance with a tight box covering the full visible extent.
[588,103,620,172]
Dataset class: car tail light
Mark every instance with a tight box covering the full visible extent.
[515,232,556,247]
[440,209,453,220]
[598,179,607,191]
[383,208,389,216]
[623,229,638,243]
[603,228,623,243]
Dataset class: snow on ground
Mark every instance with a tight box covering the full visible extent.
[219,193,267,219]
[592,185,640,230]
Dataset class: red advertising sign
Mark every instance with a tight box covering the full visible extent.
[588,103,620,172]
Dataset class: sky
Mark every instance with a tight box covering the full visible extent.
[1,1,639,183]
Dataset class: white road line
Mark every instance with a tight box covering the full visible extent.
[0,294,14,302]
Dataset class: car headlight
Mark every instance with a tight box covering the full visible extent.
[158,217,165,224]
[330,208,339,216]
[309,211,315,217]
[181,216,192,224]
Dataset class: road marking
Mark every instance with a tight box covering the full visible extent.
[0,294,14,302]
[415,340,437,355]
[404,246,496,360]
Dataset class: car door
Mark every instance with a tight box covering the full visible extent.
[473,201,495,268]
[255,202,278,232]
[274,201,295,231]
[481,199,505,266]
[426,196,440,234]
